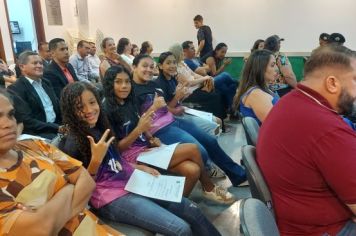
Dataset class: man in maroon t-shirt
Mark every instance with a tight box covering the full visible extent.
[257,45,356,236]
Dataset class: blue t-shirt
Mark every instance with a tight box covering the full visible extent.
[184,58,202,72]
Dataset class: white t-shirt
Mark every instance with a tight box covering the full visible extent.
[120,54,134,65]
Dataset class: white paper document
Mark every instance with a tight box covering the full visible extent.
[125,169,185,202]
[184,107,214,122]
[137,143,179,170]
[17,134,46,141]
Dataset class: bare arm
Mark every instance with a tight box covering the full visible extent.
[278,56,297,88]
[206,57,218,76]
[8,184,74,236]
[215,58,232,76]
[194,66,208,76]
[196,40,205,57]
[134,164,160,176]
[246,90,274,123]
[189,75,211,87]
[69,168,95,218]
[280,65,297,88]
[99,60,110,79]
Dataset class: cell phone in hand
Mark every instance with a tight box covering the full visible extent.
[280,56,287,66]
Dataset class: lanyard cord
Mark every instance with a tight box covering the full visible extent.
[297,88,338,114]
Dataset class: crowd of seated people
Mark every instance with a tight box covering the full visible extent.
[169,43,227,131]
[184,42,238,115]
[1,28,355,236]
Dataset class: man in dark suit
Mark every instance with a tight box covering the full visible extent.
[44,38,78,98]
[7,51,61,139]
[38,41,52,71]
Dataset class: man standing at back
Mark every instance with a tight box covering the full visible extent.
[44,38,78,98]
[257,45,356,235]
[193,15,213,58]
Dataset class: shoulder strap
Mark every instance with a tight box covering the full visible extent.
[241,86,258,101]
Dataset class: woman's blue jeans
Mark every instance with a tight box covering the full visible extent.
[213,72,237,109]
[155,118,246,186]
[95,193,221,236]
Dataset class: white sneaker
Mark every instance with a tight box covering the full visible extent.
[203,185,236,204]
[208,165,226,178]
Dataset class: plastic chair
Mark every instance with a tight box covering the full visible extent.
[241,145,274,216]
[239,198,279,236]
[242,117,260,146]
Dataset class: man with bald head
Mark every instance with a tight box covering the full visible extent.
[257,45,356,235]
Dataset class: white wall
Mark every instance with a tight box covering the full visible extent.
[40,0,78,40]
[7,0,38,53]
[0,0,14,63]
[40,0,356,54]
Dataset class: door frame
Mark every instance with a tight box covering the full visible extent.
[1,0,46,62]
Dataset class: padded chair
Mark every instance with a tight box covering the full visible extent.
[239,198,279,236]
[241,145,274,216]
[242,117,260,146]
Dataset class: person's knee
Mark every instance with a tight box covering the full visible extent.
[185,143,202,160]
[184,162,201,181]
[174,221,193,236]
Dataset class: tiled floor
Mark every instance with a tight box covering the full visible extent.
[189,119,252,236]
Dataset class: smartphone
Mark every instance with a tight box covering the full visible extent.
[280,56,287,66]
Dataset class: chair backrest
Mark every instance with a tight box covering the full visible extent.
[242,117,260,146]
[239,198,279,236]
[242,145,274,216]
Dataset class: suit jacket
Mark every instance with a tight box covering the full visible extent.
[7,76,61,139]
[43,61,78,98]
[42,59,51,71]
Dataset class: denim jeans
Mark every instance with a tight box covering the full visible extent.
[335,220,356,236]
[95,193,221,236]
[155,118,246,186]
[213,72,237,109]
[175,113,218,136]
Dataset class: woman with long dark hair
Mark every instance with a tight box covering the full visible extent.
[233,49,279,124]
[59,81,221,236]
[117,37,134,66]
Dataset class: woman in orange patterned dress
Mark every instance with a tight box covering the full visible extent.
[0,88,121,236]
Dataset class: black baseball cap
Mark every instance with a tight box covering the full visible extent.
[319,33,329,41]
[272,35,284,41]
[328,33,345,44]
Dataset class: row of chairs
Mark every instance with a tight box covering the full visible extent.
[239,116,280,235]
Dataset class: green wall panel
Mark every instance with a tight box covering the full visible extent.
[154,56,305,82]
